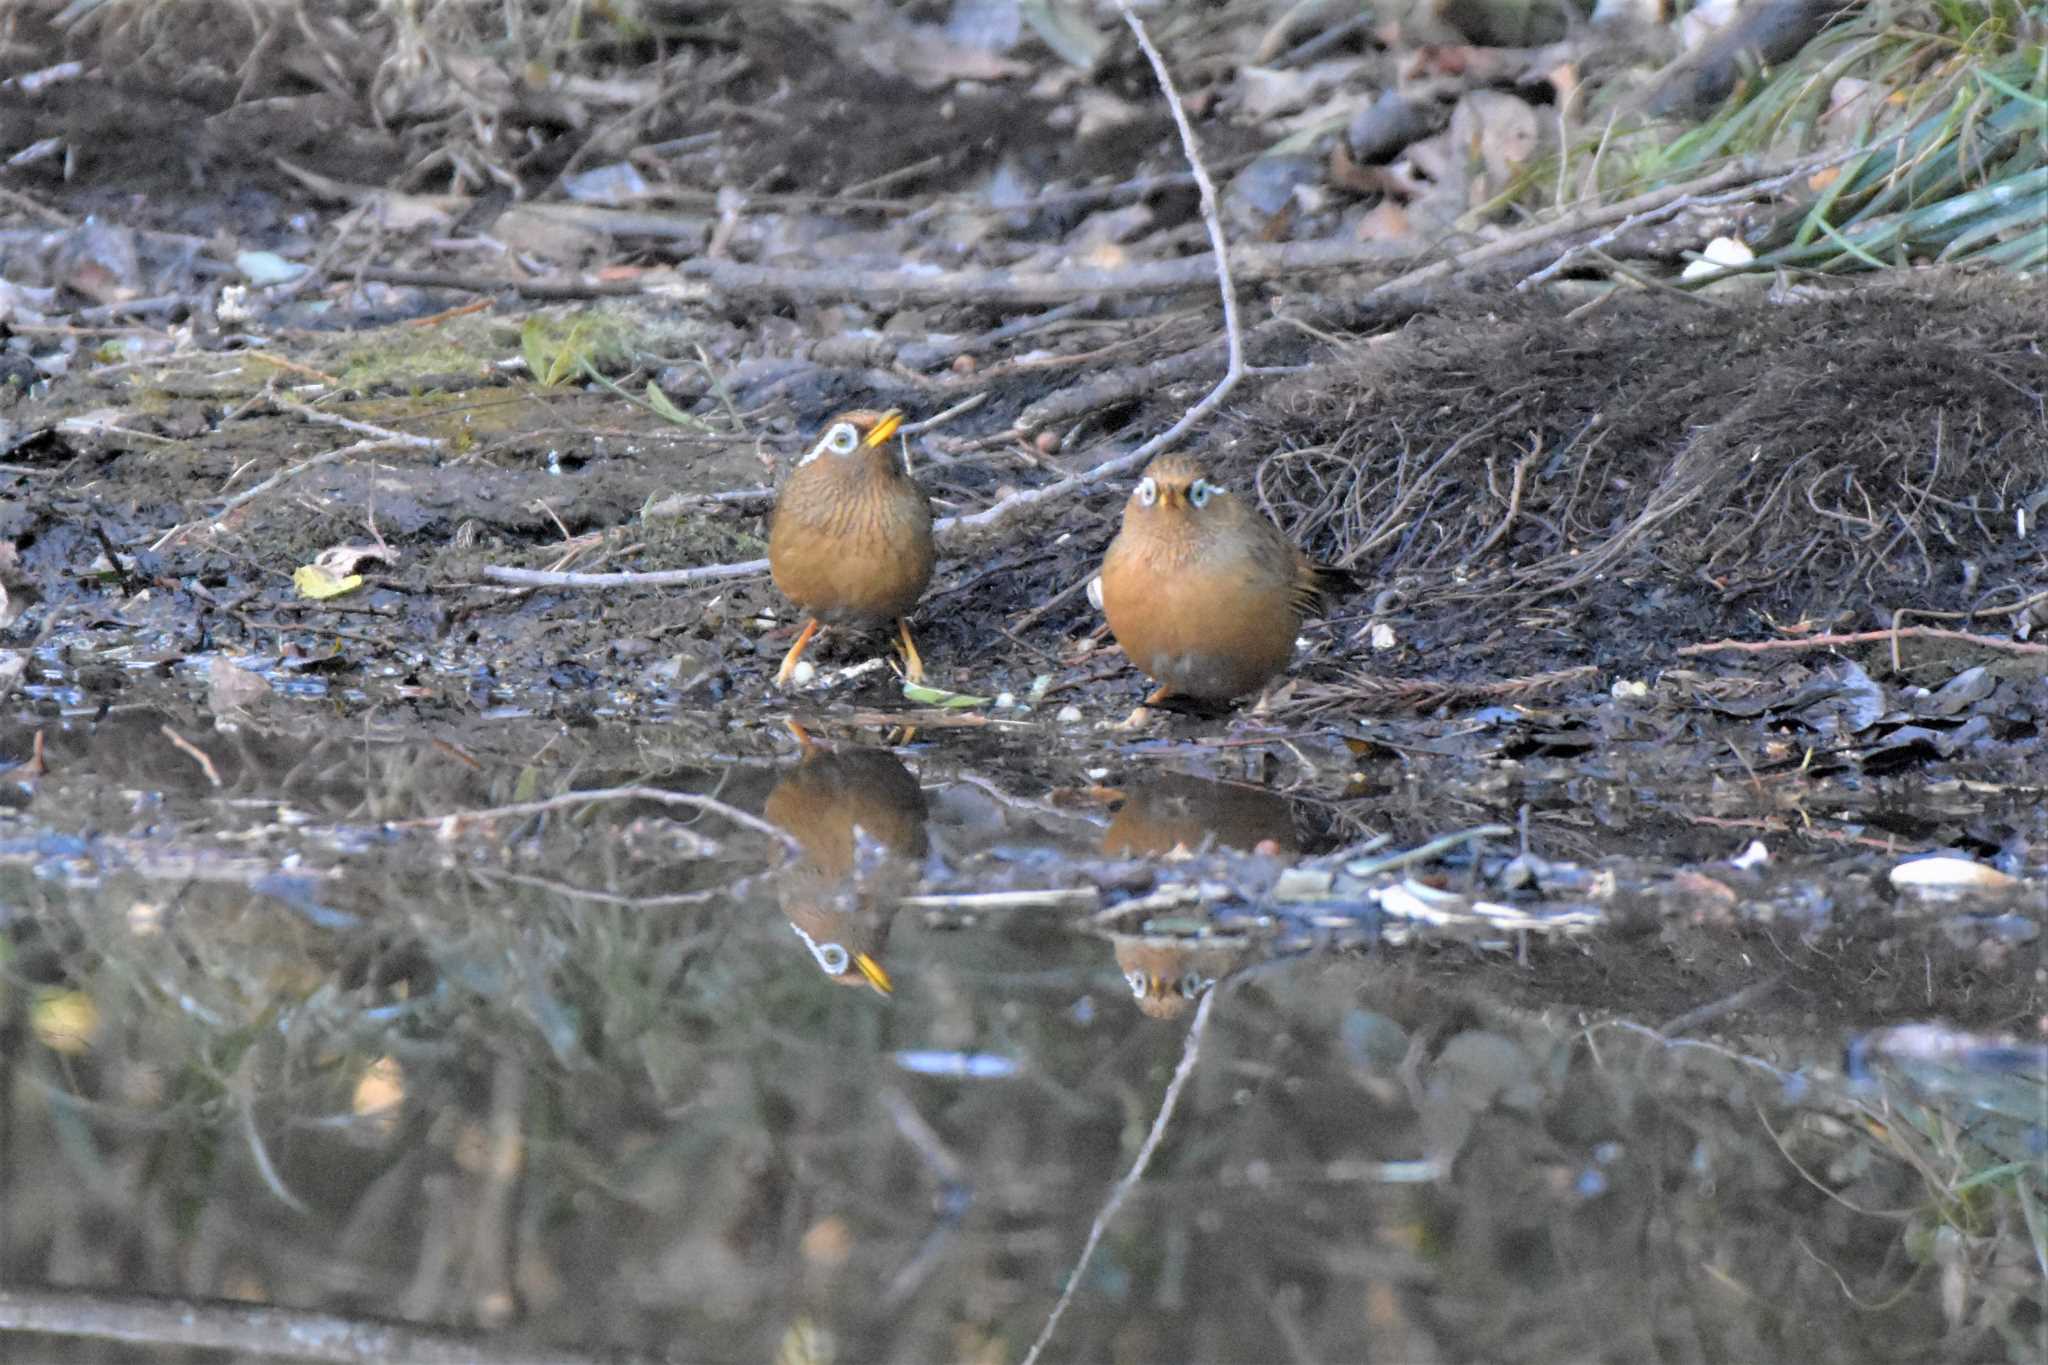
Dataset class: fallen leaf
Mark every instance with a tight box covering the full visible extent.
[293,563,363,599]
[901,681,992,709]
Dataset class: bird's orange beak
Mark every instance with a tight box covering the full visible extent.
[864,410,906,448]
[854,952,894,996]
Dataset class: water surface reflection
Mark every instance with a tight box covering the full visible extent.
[0,711,2037,1363]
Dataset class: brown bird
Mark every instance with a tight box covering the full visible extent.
[762,725,928,995]
[767,409,934,689]
[1097,453,1325,706]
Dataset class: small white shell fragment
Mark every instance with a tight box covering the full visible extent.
[1889,857,2017,891]
[1369,622,1397,651]
[1085,575,1104,611]
[1682,235,1754,279]
[1610,678,1649,700]
[789,660,816,687]
[1055,705,1083,724]
[1730,840,1770,870]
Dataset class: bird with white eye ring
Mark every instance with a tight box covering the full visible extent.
[767,409,934,689]
[762,722,927,997]
[1097,452,1327,707]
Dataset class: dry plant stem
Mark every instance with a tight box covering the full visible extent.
[1021,983,1218,1365]
[269,398,444,445]
[195,437,424,536]
[0,1285,625,1365]
[389,784,802,853]
[1677,626,2048,659]
[671,237,1390,306]
[1392,159,1761,296]
[481,558,768,588]
[1515,148,1870,292]
[159,399,446,549]
[354,265,644,300]
[942,0,1243,544]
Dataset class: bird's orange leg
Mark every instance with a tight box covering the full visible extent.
[1143,684,1177,707]
[776,618,822,689]
[895,618,926,685]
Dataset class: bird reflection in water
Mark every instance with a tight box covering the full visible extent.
[1109,932,1253,1020]
[1099,770,1296,1018]
[761,723,928,996]
[1099,769,1301,858]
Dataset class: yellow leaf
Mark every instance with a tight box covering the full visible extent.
[293,564,363,599]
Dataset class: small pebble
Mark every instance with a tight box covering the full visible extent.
[951,353,977,375]
[994,691,1015,709]
[1055,705,1083,724]
[789,660,815,687]
[1035,430,1060,455]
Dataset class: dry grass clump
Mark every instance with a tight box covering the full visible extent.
[1242,275,2048,640]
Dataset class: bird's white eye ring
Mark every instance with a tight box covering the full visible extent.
[1125,970,1148,999]
[1178,971,1212,999]
[1189,479,1221,508]
[814,940,851,974]
[827,423,860,455]
[1135,477,1158,507]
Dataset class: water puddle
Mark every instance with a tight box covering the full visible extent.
[0,692,2042,1363]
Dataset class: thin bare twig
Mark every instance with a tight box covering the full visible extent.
[480,559,768,589]
[668,236,1395,306]
[1677,626,2048,659]
[940,1,1243,543]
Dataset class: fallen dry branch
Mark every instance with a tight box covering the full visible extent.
[670,237,1404,307]
[355,265,645,300]
[481,559,768,588]
[1677,626,2048,662]
[153,397,446,551]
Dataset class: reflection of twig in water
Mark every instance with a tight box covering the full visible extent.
[387,783,801,854]
[878,1087,973,1310]
[1023,983,1217,1365]
[1343,824,1514,878]
[470,865,743,908]
[0,1284,635,1364]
